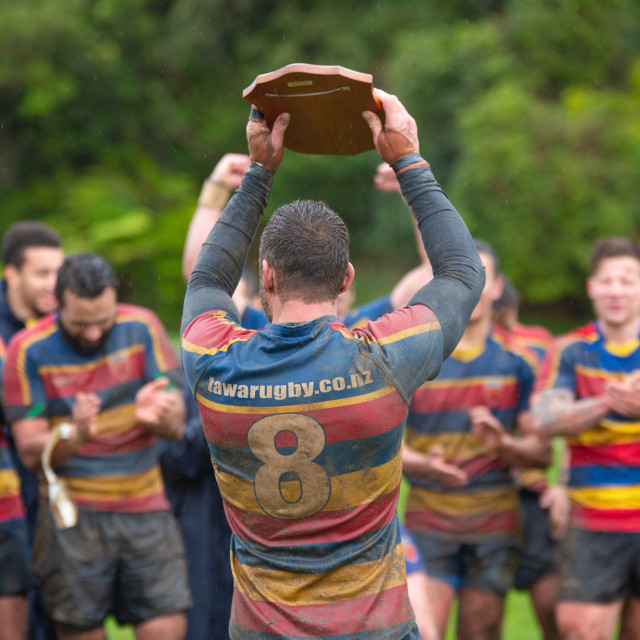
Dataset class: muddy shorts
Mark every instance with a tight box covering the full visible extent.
[32,503,192,631]
[513,488,559,590]
[559,527,640,603]
[410,529,519,596]
[0,518,34,596]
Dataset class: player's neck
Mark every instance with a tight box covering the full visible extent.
[270,297,338,324]
[598,315,640,345]
[6,287,36,324]
[456,314,491,351]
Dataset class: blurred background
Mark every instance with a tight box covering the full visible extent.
[1,0,640,334]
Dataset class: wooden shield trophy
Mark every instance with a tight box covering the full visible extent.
[243,63,383,156]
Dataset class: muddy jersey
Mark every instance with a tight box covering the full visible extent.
[0,337,26,525]
[405,331,535,542]
[538,321,640,532]
[182,305,443,640]
[3,304,179,513]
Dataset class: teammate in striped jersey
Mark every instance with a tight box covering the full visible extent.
[533,237,640,640]
[3,253,192,640]
[403,240,552,640]
[181,91,485,639]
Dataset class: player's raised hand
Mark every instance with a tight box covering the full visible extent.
[209,153,251,190]
[362,89,419,165]
[246,106,290,172]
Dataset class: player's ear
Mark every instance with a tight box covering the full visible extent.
[3,264,19,290]
[261,260,276,293]
[338,263,355,295]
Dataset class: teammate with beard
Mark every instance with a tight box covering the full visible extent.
[3,253,192,640]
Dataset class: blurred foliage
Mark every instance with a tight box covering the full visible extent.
[1,0,639,331]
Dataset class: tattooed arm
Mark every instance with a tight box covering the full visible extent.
[530,388,611,438]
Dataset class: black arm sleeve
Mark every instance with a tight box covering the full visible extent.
[393,153,485,359]
[181,163,275,334]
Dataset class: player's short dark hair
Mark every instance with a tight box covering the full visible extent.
[259,200,350,303]
[494,277,520,313]
[1,221,61,268]
[473,238,500,275]
[55,253,119,307]
[590,237,640,274]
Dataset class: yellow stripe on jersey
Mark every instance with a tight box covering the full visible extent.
[416,375,518,391]
[569,420,640,446]
[407,486,518,516]
[574,364,626,382]
[38,345,144,375]
[65,466,163,500]
[0,469,21,498]
[570,485,640,509]
[216,453,402,515]
[196,385,399,415]
[405,432,486,460]
[118,311,171,372]
[231,542,407,605]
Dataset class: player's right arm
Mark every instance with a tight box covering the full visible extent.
[181,109,290,335]
[363,91,485,360]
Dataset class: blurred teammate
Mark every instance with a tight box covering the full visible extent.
[0,336,32,640]
[1,220,64,640]
[181,91,485,638]
[3,253,191,640]
[533,237,640,640]
[493,278,564,640]
[403,240,552,640]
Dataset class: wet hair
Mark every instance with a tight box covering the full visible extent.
[473,238,500,275]
[259,200,350,303]
[1,221,61,268]
[589,237,640,274]
[493,277,520,313]
[55,253,119,307]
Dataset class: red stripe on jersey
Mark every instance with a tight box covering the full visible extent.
[571,504,640,532]
[77,427,157,457]
[225,485,399,546]
[231,583,413,635]
[404,508,518,536]
[40,349,146,398]
[411,379,520,413]
[452,455,507,478]
[575,370,607,398]
[570,442,640,467]
[0,495,26,523]
[74,492,169,513]
[200,392,408,448]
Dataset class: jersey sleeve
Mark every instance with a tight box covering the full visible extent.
[516,353,536,413]
[343,296,393,329]
[351,303,443,402]
[536,337,577,396]
[3,337,49,422]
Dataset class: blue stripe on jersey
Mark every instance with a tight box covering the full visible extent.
[228,621,415,640]
[209,421,404,480]
[56,446,158,478]
[232,520,400,573]
[569,465,640,488]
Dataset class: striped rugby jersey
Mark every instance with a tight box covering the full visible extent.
[537,321,640,532]
[3,304,179,513]
[182,305,443,640]
[405,330,535,541]
[0,337,26,525]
